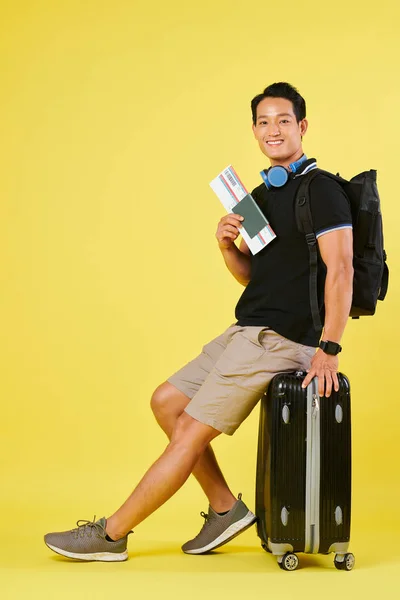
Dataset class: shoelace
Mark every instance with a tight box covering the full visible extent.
[200,495,240,523]
[72,516,106,539]
[193,511,211,538]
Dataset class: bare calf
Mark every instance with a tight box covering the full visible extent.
[150,382,236,512]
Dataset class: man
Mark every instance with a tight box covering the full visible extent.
[44,82,353,561]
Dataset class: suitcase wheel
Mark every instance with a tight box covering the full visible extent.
[334,553,355,571]
[279,552,299,571]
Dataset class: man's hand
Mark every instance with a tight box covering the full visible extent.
[216,214,244,249]
[301,349,339,397]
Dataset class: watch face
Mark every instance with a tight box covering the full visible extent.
[320,341,341,355]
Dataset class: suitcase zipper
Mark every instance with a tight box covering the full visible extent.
[305,381,321,553]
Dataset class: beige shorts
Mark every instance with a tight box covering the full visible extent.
[167,323,315,436]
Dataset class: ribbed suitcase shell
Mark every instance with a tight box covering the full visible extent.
[256,371,351,559]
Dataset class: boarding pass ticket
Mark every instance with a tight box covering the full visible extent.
[209,165,276,255]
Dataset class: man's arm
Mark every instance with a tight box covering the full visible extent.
[216,214,252,286]
[302,228,353,397]
[319,228,354,343]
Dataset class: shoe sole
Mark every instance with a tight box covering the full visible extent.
[182,510,257,555]
[45,542,128,562]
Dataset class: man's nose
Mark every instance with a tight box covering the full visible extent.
[267,124,281,136]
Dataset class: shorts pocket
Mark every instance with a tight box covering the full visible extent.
[213,331,266,377]
[241,326,270,349]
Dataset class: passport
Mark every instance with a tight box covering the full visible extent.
[232,193,270,239]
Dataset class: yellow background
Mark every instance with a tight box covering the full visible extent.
[1,0,399,598]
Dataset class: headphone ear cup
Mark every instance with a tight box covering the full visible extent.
[268,166,288,188]
[260,164,295,189]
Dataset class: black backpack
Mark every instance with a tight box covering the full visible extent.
[295,168,389,334]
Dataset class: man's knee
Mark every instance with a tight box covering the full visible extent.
[150,381,189,419]
[171,412,220,454]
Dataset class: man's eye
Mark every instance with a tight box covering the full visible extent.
[280,120,289,124]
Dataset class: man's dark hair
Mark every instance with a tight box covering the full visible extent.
[251,82,306,125]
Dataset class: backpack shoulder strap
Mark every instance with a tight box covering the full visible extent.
[312,168,348,184]
[295,168,347,233]
[295,168,324,334]
[295,168,320,233]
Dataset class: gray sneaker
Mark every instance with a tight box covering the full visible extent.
[182,494,257,555]
[44,516,132,562]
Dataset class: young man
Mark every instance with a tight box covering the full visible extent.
[44,82,353,562]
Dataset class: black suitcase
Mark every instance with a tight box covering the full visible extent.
[255,371,355,571]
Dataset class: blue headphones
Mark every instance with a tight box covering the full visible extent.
[261,154,308,190]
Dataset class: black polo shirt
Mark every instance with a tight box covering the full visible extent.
[234,158,353,347]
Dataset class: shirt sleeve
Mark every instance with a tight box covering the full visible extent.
[309,174,353,238]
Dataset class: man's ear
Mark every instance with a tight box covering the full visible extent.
[252,123,257,137]
[300,118,308,136]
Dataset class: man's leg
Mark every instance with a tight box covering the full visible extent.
[105,412,222,540]
[150,381,237,513]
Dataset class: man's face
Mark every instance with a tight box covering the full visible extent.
[252,97,308,166]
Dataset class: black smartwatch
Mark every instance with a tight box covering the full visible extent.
[319,340,342,355]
